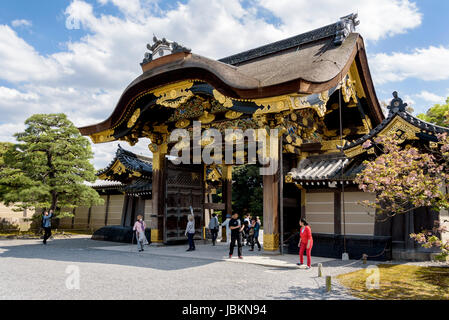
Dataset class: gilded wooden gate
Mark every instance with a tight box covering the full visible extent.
[164,160,204,243]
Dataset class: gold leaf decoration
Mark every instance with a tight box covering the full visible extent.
[127,108,141,128]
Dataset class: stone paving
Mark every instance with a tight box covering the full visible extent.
[0,235,381,300]
[93,240,336,269]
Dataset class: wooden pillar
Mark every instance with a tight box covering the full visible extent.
[301,188,306,219]
[263,172,280,252]
[334,190,342,235]
[221,164,232,242]
[104,194,110,226]
[120,195,129,227]
[87,206,92,229]
[150,146,167,243]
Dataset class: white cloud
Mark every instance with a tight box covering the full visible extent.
[11,19,32,28]
[371,46,449,84]
[0,25,63,83]
[0,86,38,101]
[415,91,445,104]
[0,0,424,168]
[258,0,422,41]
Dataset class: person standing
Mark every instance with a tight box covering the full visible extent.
[297,218,313,269]
[208,213,219,246]
[185,213,196,251]
[42,210,53,245]
[221,214,231,244]
[249,218,261,251]
[133,215,148,252]
[229,213,244,259]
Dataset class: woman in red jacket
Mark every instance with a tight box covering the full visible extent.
[297,218,313,269]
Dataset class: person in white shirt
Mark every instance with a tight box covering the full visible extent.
[221,214,232,244]
[185,213,196,251]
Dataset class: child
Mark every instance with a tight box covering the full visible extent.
[133,215,148,252]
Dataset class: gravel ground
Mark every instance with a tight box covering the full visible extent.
[0,236,366,300]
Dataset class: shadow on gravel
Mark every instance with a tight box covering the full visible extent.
[266,284,354,300]
[0,237,218,271]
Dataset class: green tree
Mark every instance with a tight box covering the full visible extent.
[0,114,103,218]
[232,165,263,218]
[417,98,449,127]
[355,135,449,259]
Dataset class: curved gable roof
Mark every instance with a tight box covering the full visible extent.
[79,20,383,136]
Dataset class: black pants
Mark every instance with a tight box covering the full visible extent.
[251,235,261,250]
[229,233,242,257]
[188,233,195,250]
[43,227,52,243]
[211,228,218,245]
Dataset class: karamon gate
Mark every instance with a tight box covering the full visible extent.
[80,14,443,257]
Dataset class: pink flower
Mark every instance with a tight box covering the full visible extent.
[362,140,372,149]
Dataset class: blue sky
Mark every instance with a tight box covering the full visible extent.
[0,0,448,168]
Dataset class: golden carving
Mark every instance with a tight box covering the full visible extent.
[263,233,279,251]
[356,126,370,135]
[90,129,115,144]
[285,174,294,184]
[97,173,108,181]
[207,167,222,182]
[379,116,420,141]
[430,141,438,149]
[349,61,366,99]
[293,95,327,117]
[154,81,194,108]
[225,110,243,120]
[153,125,169,134]
[284,144,297,154]
[151,146,167,171]
[253,95,292,115]
[323,127,338,138]
[341,75,358,104]
[212,90,234,108]
[199,111,215,124]
[318,91,330,105]
[344,145,366,158]
[127,108,140,128]
[111,161,126,175]
[175,119,190,129]
[321,139,346,152]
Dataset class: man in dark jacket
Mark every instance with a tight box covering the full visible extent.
[42,210,53,245]
[208,213,219,246]
[229,213,244,259]
[249,218,261,251]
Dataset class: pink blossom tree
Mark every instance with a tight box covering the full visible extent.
[355,133,449,260]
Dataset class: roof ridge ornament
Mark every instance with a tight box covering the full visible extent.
[387,91,408,115]
[141,35,191,65]
[334,13,360,46]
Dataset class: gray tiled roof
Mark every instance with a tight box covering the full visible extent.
[97,145,153,177]
[123,178,152,194]
[84,180,123,189]
[344,111,449,151]
[289,154,365,182]
[219,13,359,66]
